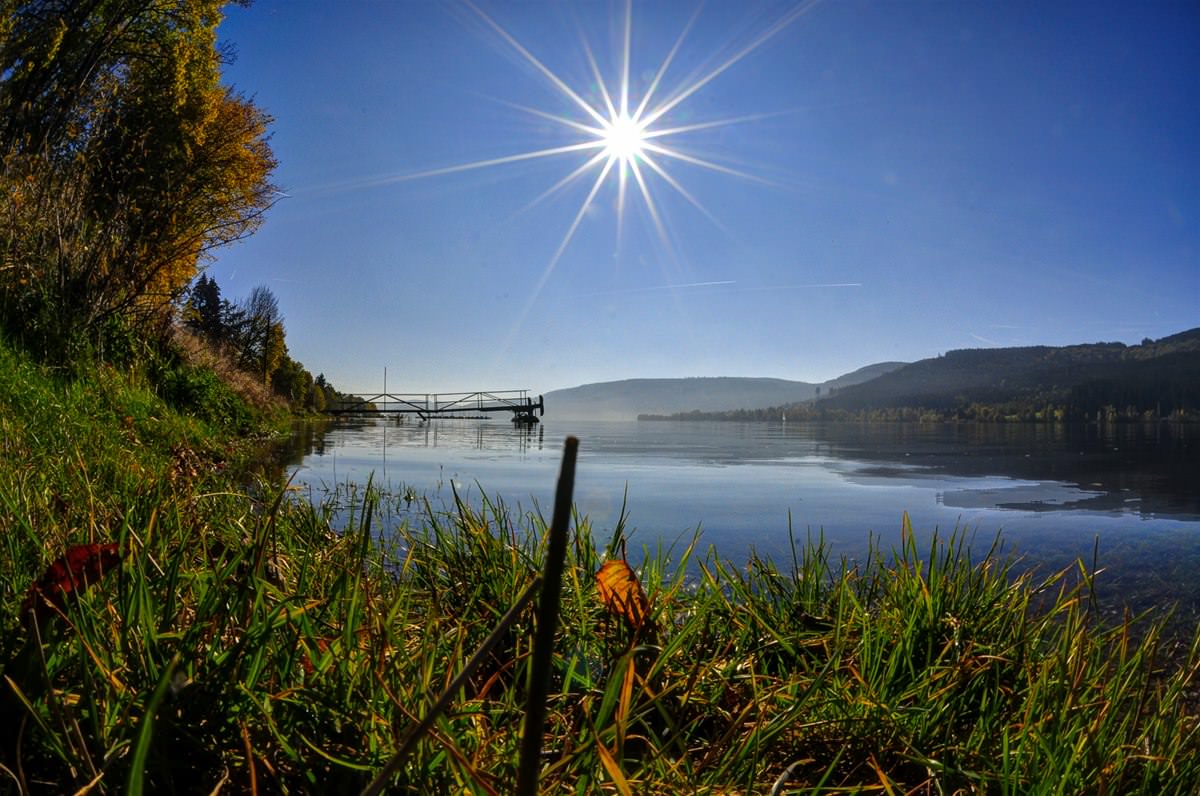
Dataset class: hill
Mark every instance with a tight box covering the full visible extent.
[821,328,1200,419]
[545,363,906,420]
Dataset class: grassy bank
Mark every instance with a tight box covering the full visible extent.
[1,339,1198,794]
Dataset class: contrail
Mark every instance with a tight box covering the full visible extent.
[576,280,861,298]
[630,279,736,292]
[577,280,737,298]
[732,282,862,291]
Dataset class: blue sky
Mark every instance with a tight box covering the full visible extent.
[211,0,1198,394]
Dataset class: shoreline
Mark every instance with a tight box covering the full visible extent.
[2,340,1198,792]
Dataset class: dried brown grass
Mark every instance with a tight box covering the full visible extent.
[170,326,282,411]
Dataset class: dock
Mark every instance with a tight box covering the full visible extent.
[325,390,544,423]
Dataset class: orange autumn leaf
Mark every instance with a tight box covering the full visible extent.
[595,559,651,631]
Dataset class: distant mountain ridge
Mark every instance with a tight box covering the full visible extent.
[550,329,1200,422]
[821,328,1200,418]
[544,362,905,420]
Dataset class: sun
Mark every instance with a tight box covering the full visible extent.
[377,1,820,347]
[389,1,819,268]
[454,0,816,267]
[600,112,648,163]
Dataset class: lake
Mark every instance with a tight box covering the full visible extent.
[283,418,1200,623]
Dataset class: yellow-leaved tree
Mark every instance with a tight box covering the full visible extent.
[0,0,277,360]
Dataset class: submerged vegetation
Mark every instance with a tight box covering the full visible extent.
[1,336,1199,793]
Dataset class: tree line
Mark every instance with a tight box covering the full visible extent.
[182,273,350,412]
[643,401,1195,427]
[641,333,1200,423]
[640,348,1199,424]
[641,396,1198,424]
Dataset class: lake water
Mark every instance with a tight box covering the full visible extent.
[283,418,1200,622]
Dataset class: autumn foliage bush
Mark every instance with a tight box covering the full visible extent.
[0,0,277,362]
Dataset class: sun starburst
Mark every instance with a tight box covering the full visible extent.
[358,1,820,347]
[481,2,816,325]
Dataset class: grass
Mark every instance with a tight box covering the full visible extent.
[1,337,1198,793]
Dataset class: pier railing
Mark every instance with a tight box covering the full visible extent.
[326,390,543,421]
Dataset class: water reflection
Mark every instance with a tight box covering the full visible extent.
[279,417,545,462]
[283,418,1200,628]
[804,421,1198,519]
[392,418,546,454]
[283,418,1198,520]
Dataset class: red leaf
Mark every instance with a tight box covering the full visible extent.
[301,637,333,676]
[21,543,124,629]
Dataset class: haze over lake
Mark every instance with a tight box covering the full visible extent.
[286,418,1200,620]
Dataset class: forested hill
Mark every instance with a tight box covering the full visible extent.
[819,328,1200,420]
[548,378,817,421]
[546,363,905,420]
